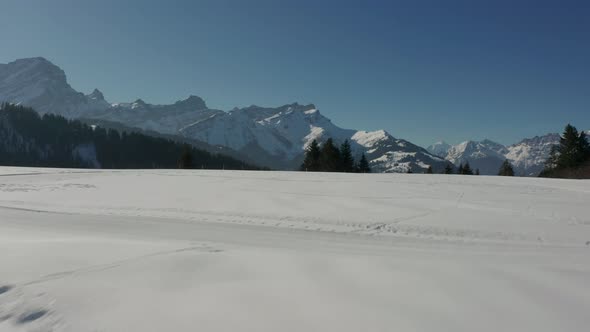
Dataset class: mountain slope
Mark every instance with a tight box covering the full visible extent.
[353,130,448,173]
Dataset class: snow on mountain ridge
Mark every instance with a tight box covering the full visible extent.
[351,130,389,147]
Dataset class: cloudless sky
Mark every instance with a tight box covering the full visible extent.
[1,0,589,146]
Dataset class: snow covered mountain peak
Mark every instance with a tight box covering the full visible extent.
[426,141,452,157]
[352,130,390,147]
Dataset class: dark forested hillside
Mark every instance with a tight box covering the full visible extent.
[0,103,261,170]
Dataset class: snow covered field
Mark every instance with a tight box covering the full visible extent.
[0,167,589,332]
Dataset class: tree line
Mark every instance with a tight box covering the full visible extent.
[0,103,261,170]
[300,138,371,173]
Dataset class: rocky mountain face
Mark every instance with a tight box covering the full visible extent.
[0,57,447,172]
[0,57,110,117]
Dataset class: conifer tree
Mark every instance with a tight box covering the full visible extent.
[457,163,464,175]
[462,162,473,175]
[558,124,583,168]
[444,164,454,174]
[178,145,194,169]
[541,124,590,177]
[578,130,590,156]
[319,138,341,172]
[339,139,355,172]
[426,165,433,174]
[557,124,584,169]
[498,159,514,176]
[475,168,480,175]
[301,140,321,171]
[358,153,371,173]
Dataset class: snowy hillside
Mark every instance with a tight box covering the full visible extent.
[0,57,446,172]
[352,130,448,172]
[1,167,589,332]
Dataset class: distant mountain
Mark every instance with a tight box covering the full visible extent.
[444,140,507,175]
[426,141,452,158]
[87,95,222,136]
[505,134,561,176]
[0,57,448,172]
[430,134,564,176]
[179,103,448,171]
[0,57,109,117]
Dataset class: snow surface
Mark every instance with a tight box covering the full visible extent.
[0,167,589,332]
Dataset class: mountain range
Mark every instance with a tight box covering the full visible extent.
[0,57,581,175]
[0,57,449,172]
[426,133,574,176]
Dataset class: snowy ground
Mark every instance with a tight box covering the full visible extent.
[0,167,589,332]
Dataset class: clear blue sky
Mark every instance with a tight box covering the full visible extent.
[1,0,589,146]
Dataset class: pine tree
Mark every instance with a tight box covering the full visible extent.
[358,153,371,173]
[475,168,480,175]
[558,124,583,169]
[541,124,590,177]
[178,145,194,169]
[577,130,590,160]
[457,163,464,175]
[444,163,454,174]
[498,159,514,176]
[426,165,433,174]
[319,138,341,172]
[462,162,473,175]
[301,140,321,171]
[339,139,355,172]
